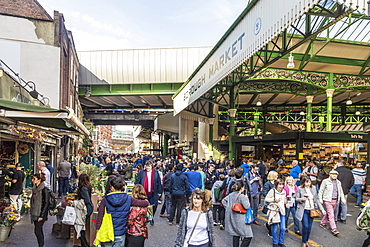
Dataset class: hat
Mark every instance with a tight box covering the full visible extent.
[16,163,24,168]
[329,170,338,174]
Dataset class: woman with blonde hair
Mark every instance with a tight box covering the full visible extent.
[284,176,300,235]
[261,171,279,237]
[175,188,215,247]
[126,184,149,247]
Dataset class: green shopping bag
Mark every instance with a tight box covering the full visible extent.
[95,208,114,245]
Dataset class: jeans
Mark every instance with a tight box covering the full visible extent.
[33,219,46,247]
[232,236,252,247]
[271,214,286,244]
[321,199,338,232]
[58,177,69,196]
[335,194,348,221]
[102,234,126,247]
[212,205,225,225]
[160,192,172,215]
[350,184,363,205]
[169,194,186,223]
[251,193,259,220]
[147,193,158,216]
[285,205,299,232]
[301,209,314,243]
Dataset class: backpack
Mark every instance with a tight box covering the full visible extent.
[48,189,57,210]
[213,186,223,202]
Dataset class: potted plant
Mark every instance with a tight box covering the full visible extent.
[0,201,20,241]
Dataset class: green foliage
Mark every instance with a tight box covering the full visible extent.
[80,163,101,182]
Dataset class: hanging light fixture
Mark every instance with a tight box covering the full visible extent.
[300,111,305,116]
[287,52,295,69]
[355,110,361,115]
[346,93,352,105]
[256,98,262,106]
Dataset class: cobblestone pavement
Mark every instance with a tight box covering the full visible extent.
[0,196,367,247]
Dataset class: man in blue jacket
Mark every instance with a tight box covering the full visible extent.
[135,160,162,224]
[185,164,202,193]
[168,163,189,226]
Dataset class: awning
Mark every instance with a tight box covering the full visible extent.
[0,98,89,136]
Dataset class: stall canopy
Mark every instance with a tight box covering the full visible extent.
[0,98,89,136]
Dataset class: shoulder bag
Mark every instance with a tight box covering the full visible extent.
[307,189,322,218]
[232,194,247,214]
[183,212,202,247]
[262,189,275,214]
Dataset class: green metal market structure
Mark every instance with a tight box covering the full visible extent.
[172,0,370,163]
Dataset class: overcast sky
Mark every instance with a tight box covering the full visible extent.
[37,0,247,51]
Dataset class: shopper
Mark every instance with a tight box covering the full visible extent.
[57,157,71,198]
[261,171,278,236]
[350,162,366,207]
[135,160,163,221]
[211,174,225,229]
[126,184,149,247]
[296,177,323,247]
[265,178,287,247]
[9,163,25,212]
[96,176,149,246]
[168,163,189,226]
[37,161,50,189]
[30,173,50,247]
[222,180,253,247]
[175,188,215,247]
[334,159,354,223]
[205,164,216,206]
[76,173,93,247]
[283,176,300,235]
[160,163,175,218]
[247,164,261,225]
[289,160,301,185]
[318,170,346,236]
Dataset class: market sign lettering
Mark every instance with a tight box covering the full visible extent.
[173,0,323,116]
[350,134,363,139]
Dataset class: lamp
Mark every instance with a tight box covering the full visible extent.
[256,98,262,106]
[228,109,237,118]
[355,110,361,115]
[300,111,305,116]
[24,81,39,99]
[41,96,50,107]
[346,93,352,105]
[287,52,295,69]
[84,89,91,98]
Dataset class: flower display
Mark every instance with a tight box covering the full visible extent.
[0,201,20,227]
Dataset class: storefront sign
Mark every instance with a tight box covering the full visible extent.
[350,134,364,139]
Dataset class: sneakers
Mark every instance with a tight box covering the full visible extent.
[220,224,224,230]
[176,223,179,227]
[355,204,360,207]
[338,219,346,224]
[295,231,302,236]
[160,214,167,218]
[253,220,261,225]
[213,221,220,226]
[169,222,173,226]
[333,231,340,236]
[320,224,329,230]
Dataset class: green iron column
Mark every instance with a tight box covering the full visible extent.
[228,87,236,161]
[163,134,169,158]
[326,88,335,132]
[306,96,314,132]
[208,123,213,151]
[254,112,260,136]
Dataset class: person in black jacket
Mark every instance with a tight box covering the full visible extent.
[168,163,189,226]
[160,164,175,218]
[30,172,50,247]
[335,159,354,223]
[77,173,93,247]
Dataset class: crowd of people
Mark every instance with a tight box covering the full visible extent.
[3,152,367,247]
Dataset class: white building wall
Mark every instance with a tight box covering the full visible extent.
[0,15,60,109]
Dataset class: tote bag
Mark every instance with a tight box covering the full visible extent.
[61,206,76,225]
[95,208,114,245]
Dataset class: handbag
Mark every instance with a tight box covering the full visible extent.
[245,207,254,225]
[184,212,202,247]
[307,189,322,218]
[263,189,275,214]
[61,206,76,225]
[232,194,246,214]
[95,208,114,245]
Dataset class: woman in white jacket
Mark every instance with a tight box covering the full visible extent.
[265,178,287,247]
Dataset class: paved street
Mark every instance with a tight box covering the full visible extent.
[0,196,367,247]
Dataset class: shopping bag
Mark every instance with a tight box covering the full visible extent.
[245,207,254,225]
[95,208,114,245]
[61,206,76,225]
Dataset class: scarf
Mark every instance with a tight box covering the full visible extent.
[30,182,45,222]
[143,170,155,194]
